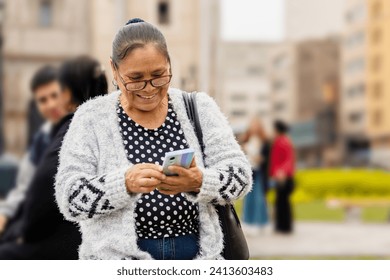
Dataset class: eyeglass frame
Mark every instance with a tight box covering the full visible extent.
[112,62,172,91]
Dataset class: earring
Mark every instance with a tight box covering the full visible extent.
[112,79,118,87]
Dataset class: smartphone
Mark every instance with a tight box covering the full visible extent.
[162,148,195,176]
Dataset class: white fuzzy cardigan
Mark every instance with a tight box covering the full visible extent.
[55,88,252,260]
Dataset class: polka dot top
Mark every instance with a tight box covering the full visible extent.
[117,94,200,239]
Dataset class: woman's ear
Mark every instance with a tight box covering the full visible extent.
[109,58,118,82]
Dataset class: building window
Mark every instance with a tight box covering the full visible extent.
[373,82,382,99]
[347,83,365,98]
[257,110,268,117]
[372,1,382,18]
[346,5,365,23]
[274,102,285,112]
[257,94,268,102]
[372,110,382,126]
[189,65,196,76]
[180,78,186,89]
[346,87,355,98]
[345,58,365,74]
[300,51,312,62]
[372,28,382,44]
[158,1,170,25]
[273,80,285,91]
[231,110,246,117]
[231,94,247,102]
[371,55,381,72]
[345,32,365,48]
[247,66,263,76]
[357,83,365,96]
[349,112,363,124]
[273,54,289,69]
[39,0,52,27]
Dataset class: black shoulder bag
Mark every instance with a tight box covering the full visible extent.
[182,91,249,260]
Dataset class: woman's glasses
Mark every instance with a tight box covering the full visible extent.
[114,64,172,91]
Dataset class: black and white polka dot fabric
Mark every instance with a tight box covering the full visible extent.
[117,94,200,239]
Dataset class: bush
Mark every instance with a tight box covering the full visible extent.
[290,169,390,203]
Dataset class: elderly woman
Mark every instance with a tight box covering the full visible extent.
[55,18,252,260]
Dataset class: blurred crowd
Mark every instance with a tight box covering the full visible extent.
[238,118,296,235]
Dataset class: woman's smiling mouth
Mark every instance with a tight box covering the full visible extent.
[136,93,157,100]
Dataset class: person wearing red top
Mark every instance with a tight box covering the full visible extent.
[269,120,295,233]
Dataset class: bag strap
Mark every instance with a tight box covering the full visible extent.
[182,92,206,166]
[182,92,242,225]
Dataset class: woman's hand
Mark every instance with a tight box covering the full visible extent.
[125,163,166,194]
[155,158,203,195]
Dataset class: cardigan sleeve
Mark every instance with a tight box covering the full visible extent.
[55,108,137,222]
[184,92,253,205]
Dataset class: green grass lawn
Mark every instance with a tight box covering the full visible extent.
[294,201,344,221]
[361,206,389,222]
[234,199,390,223]
[233,169,390,223]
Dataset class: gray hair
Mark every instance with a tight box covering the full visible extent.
[111,20,171,68]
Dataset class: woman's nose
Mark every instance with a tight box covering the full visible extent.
[144,80,155,92]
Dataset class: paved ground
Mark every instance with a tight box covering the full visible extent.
[246,222,390,259]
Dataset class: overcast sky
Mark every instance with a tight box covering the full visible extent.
[221,0,285,41]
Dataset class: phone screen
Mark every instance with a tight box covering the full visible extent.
[162,148,195,176]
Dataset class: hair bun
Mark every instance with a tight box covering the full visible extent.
[125,18,145,25]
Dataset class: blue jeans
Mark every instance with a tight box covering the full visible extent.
[137,233,199,260]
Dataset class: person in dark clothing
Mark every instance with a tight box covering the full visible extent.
[269,120,295,234]
[259,130,271,195]
[260,142,271,194]
[27,100,44,148]
[0,65,65,236]
[0,56,108,259]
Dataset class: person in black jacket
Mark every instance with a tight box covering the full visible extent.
[0,56,108,259]
[259,131,271,195]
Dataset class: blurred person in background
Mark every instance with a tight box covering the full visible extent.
[27,100,44,147]
[0,56,108,259]
[259,123,272,196]
[55,18,251,260]
[240,117,269,235]
[269,120,295,234]
[0,66,65,237]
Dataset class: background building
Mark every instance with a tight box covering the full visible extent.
[87,0,221,98]
[1,0,220,156]
[268,42,297,124]
[215,42,273,133]
[366,0,390,168]
[285,0,345,41]
[341,0,369,165]
[268,38,341,166]
[3,0,90,155]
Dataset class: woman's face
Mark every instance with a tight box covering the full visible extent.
[112,44,171,112]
